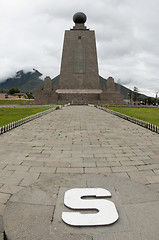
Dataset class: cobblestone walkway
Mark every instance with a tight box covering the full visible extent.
[0,105,159,236]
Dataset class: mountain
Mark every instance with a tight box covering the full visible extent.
[0,69,150,100]
[0,69,43,93]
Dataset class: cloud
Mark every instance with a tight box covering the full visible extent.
[0,0,159,96]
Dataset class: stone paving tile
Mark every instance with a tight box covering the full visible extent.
[129,177,149,185]
[127,170,156,178]
[84,167,112,173]
[63,157,84,163]
[0,105,159,237]
[96,161,121,167]
[71,162,96,167]
[22,160,45,167]
[29,166,56,173]
[0,203,6,215]
[115,153,137,157]
[147,183,159,192]
[27,153,51,158]
[146,176,159,184]
[0,158,23,165]
[45,162,71,167]
[154,169,159,175]
[111,166,138,172]
[136,164,159,171]
[0,164,6,170]
[72,153,94,158]
[0,170,14,177]
[19,173,40,187]
[50,152,72,158]
[0,176,23,186]
[107,156,130,161]
[29,157,55,163]
[0,184,24,195]
[0,193,11,204]
[3,202,54,240]
[4,165,30,172]
[56,167,84,174]
[0,215,3,234]
[109,172,130,178]
[129,155,152,161]
[83,157,96,162]
[148,154,159,159]
[144,159,159,164]
[120,160,145,166]
[94,153,116,158]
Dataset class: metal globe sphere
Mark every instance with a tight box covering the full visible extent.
[73,12,87,24]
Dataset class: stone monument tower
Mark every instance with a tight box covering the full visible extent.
[57,12,102,104]
[34,12,124,105]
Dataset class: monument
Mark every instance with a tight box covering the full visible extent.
[34,12,124,105]
[57,12,102,104]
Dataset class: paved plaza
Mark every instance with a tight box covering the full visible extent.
[0,106,159,239]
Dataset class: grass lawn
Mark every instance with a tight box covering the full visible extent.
[0,106,53,127]
[107,107,159,126]
[0,99,34,105]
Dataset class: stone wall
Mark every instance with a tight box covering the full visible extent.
[58,93,101,104]
[100,77,124,104]
[34,77,58,104]
[100,92,124,105]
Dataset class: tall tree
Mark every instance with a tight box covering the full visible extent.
[155,92,158,104]
[133,86,139,102]
[128,89,132,103]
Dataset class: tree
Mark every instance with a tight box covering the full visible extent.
[155,92,158,105]
[133,87,139,103]
[26,92,34,99]
[128,89,132,103]
[144,97,153,105]
[8,88,20,95]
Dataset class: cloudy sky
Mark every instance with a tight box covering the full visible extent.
[0,0,159,97]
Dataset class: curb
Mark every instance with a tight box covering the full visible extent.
[0,107,57,135]
[97,106,159,134]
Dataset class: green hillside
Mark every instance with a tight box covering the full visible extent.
[0,69,43,93]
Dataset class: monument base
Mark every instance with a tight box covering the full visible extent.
[100,92,124,105]
[56,89,102,104]
[34,76,124,105]
[34,90,58,105]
